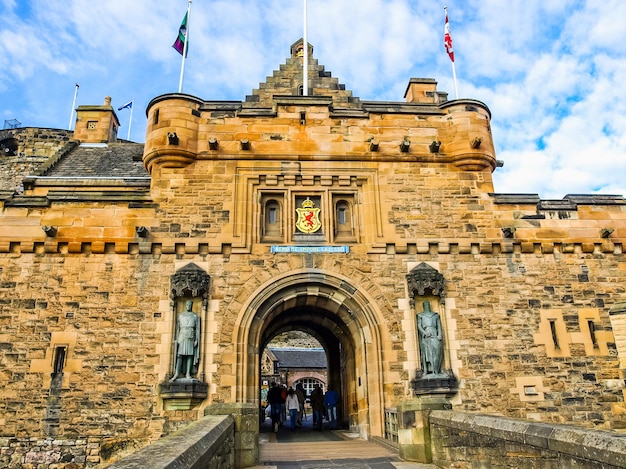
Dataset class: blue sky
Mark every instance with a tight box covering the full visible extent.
[1,0,625,199]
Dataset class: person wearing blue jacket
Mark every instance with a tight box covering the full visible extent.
[323,384,339,429]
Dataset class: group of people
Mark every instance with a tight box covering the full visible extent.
[266,382,339,432]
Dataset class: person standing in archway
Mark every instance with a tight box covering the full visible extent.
[324,384,339,429]
[267,382,283,432]
[295,383,306,426]
[310,384,324,430]
[285,388,300,431]
[280,385,287,424]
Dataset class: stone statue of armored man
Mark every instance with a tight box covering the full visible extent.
[170,300,201,381]
[417,300,447,378]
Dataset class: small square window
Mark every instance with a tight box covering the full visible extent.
[524,385,538,396]
[87,121,98,130]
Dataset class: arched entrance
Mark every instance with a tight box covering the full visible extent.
[233,269,388,438]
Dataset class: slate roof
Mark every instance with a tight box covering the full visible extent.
[43,142,148,178]
[269,348,327,369]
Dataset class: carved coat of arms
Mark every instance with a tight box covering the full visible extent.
[295,197,321,234]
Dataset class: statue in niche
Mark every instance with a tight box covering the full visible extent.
[417,300,445,377]
[170,300,201,381]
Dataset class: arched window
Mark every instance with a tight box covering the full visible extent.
[294,378,325,396]
[262,198,283,241]
[334,199,355,241]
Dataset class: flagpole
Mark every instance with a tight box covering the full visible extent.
[303,0,308,96]
[451,62,459,100]
[444,6,459,99]
[127,99,134,140]
[178,0,192,93]
[68,83,79,130]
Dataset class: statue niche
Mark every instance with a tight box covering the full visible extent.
[159,263,210,410]
[170,299,201,381]
[417,300,445,377]
[406,263,457,395]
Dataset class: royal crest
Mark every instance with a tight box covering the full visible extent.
[295,197,322,234]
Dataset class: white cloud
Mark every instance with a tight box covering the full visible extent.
[0,0,624,198]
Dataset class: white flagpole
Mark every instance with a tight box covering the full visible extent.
[178,0,192,93]
[68,83,79,130]
[303,0,308,96]
[451,62,459,100]
[127,99,134,140]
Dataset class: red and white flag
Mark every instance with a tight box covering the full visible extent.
[444,10,454,62]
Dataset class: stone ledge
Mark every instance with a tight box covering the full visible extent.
[105,415,234,469]
[0,240,622,256]
[429,411,626,467]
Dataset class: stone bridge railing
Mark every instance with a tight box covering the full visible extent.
[106,415,234,469]
[429,410,626,468]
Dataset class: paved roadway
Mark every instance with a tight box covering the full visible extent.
[249,414,437,469]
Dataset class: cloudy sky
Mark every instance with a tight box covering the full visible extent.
[1,0,625,199]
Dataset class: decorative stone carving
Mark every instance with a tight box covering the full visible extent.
[160,263,211,409]
[406,263,445,307]
[417,300,444,377]
[169,300,201,381]
[171,263,211,300]
[407,263,458,395]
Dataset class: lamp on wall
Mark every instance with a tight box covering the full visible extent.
[167,132,179,145]
[240,139,250,150]
[136,226,149,238]
[209,138,219,150]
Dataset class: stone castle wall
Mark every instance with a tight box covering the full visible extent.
[0,77,624,467]
[0,128,74,193]
[0,159,624,440]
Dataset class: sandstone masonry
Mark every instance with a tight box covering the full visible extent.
[0,40,624,467]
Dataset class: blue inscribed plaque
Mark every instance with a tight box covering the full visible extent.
[271,246,349,254]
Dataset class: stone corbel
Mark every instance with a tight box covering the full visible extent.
[406,262,445,308]
[429,141,441,153]
[171,263,211,305]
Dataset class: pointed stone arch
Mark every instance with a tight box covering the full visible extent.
[232,268,389,437]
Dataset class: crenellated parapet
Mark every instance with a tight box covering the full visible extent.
[142,94,497,175]
[142,47,498,176]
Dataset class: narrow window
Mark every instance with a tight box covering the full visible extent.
[268,206,277,225]
[524,385,538,396]
[549,320,559,349]
[588,320,598,348]
[153,109,160,125]
[262,198,282,241]
[335,200,352,238]
[338,206,347,225]
[53,346,67,374]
